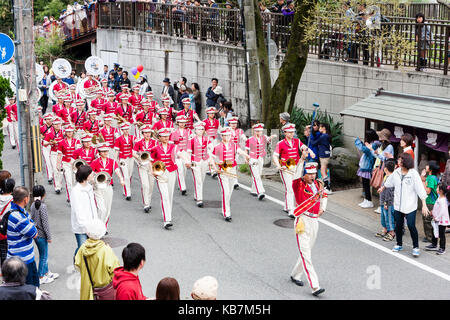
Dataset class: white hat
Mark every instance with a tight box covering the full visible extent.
[304,162,318,174]
[252,123,264,131]
[282,123,296,132]
[191,276,218,300]
[85,219,106,240]
[158,128,172,137]
[194,121,206,130]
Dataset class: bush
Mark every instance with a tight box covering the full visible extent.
[290,106,343,148]
[0,76,14,169]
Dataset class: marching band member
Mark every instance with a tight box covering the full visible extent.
[68,84,81,102]
[40,114,54,184]
[152,107,174,132]
[115,95,134,127]
[186,121,212,207]
[91,142,125,227]
[204,107,221,141]
[52,92,65,115]
[43,117,65,194]
[228,116,247,190]
[132,124,157,213]
[114,122,136,201]
[273,123,315,218]
[290,162,327,297]
[134,100,155,140]
[83,109,102,137]
[115,83,129,103]
[5,96,18,149]
[84,72,99,108]
[99,114,120,159]
[70,100,87,141]
[245,123,276,200]
[53,77,68,94]
[210,127,249,222]
[58,95,75,126]
[37,106,44,126]
[145,92,159,113]
[170,115,192,195]
[73,133,98,166]
[90,89,106,117]
[129,85,143,113]
[149,127,179,229]
[100,78,111,97]
[177,97,200,130]
[159,96,177,120]
[102,91,118,116]
[56,125,81,202]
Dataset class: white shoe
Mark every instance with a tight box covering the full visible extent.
[361,201,374,208]
[47,271,60,279]
[39,275,54,285]
[358,200,368,207]
[374,207,381,214]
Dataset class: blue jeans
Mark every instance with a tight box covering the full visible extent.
[26,260,40,288]
[381,205,395,232]
[34,237,49,278]
[74,233,88,258]
[394,210,419,248]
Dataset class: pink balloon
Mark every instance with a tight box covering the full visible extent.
[131,67,138,75]
[137,65,144,73]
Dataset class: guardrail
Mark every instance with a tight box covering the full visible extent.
[95,1,450,75]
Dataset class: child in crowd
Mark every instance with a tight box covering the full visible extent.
[376,159,396,241]
[30,185,59,285]
[421,161,440,243]
[425,183,450,255]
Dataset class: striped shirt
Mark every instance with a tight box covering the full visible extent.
[6,203,38,264]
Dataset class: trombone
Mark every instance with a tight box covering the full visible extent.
[215,161,238,179]
[278,158,296,175]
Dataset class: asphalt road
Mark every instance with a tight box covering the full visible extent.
[2,137,450,300]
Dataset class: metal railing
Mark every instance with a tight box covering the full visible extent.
[379,2,450,21]
[95,1,449,75]
[59,4,98,41]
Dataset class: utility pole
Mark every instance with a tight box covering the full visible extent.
[11,0,38,188]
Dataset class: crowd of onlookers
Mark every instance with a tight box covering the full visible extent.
[354,129,450,256]
[0,169,218,300]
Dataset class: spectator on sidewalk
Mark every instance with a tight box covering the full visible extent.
[113,242,148,300]
[205,78,219,108]
[191,276,218,300]
[6,186,39,287]
[75,219,120,300]
[421,161,440,243]
[415,13,432,72]
[425,183,449,254]
[354,129,379,209]
[441,150,450,186]
[376,159,396,241]
[310,122,331,192]
[383,153,430,257]
[30,185,59,285]
[191,82,202,115]
[279,112,298,140]
[0,176,14,267]
[155,277,180,300]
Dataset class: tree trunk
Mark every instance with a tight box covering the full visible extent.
[263,0,316,130]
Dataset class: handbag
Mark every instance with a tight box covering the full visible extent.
[83,255,116,300]
[370,162,385,189]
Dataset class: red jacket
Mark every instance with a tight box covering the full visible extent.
[292,178,327,216]
[112,267,147,300]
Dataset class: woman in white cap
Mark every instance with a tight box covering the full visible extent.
[115,95,135,132]
[56,125,81,203]
[83,109,101,137]
[210,127,249,222]
[91,143,125,227]
[177,97,200,130]
[99,113,120,159]
[129,85,143,113]
[170,115,192,196]
[90,89,106,117]
[273,123,315,218]
[135,100,156,140]
[152,107,174,132]
[43,117,65,194]
[149,127,180,229]
[40,114,54,184]
[4,96,18,149]
[245,123,276,200]
[73,132,98,166]
[228,116,247,190]
[132,124,157,213]
[186,121,213,207]
[144,92,159,113]
[114,122,136,201]
[70,100,87,141]
[58,95,75,127]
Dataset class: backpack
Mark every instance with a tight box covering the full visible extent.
[0,210,17,236]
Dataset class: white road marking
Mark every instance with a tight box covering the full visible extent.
[239,183,450,283]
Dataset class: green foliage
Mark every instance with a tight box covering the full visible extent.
[34,0,73,22]
[0,76,14,169]
[0,0,14,35]
[35,30,66,66]
[238,163,250,174]
[290,107,343,149]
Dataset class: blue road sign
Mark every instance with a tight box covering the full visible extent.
[0,33,15,65]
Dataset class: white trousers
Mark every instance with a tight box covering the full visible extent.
[249,157,265,195]
[279,161,304,213]
[175,156,187,192]
[191,160,209,202]
[7,121,18,147]
[50,151,63,191]
[291,215,320,291]
[155,170,176,223]
[137,164,155,208]
[94,185,114,226]
[42,145,53,180]
[119,157,135,197]
[217,167,237,218]
[62,161,75,201]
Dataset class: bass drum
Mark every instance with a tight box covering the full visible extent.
[76,77,101,100]
[49,80,70,101]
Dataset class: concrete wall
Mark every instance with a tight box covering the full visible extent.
[96,28,450,147]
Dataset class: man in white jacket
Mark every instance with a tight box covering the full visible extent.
[382,153,430,257]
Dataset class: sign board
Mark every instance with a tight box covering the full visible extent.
[0,33,15,65]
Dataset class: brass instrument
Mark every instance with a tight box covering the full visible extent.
[116,114,127,126]
[216,161,238,179]
[93,171,111,189]
[151,129,160,140]
[92,133,105,145]
[135,121,144,129]
[136,151,151,169]
[279,158,296,175]
[72,158,87,173]
[152,160,168,182]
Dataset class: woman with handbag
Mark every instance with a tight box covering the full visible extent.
[74,219,120,300]
[354,129,380,209]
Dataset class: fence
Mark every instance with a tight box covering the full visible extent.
[95,1,449,75]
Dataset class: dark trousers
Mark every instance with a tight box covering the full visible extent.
[0,239,7,267]
[394,210,419,249]
[26,260,40,288]
[39,95,49,115]
[422,204,434,241]
[432,225,446,250]
[362,177,372,201]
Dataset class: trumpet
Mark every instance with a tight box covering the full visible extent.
[72,158,87,173]
[216,161,238,178]
[279,158,296,175]
[152,160,168,183]
[93,171,111,189]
